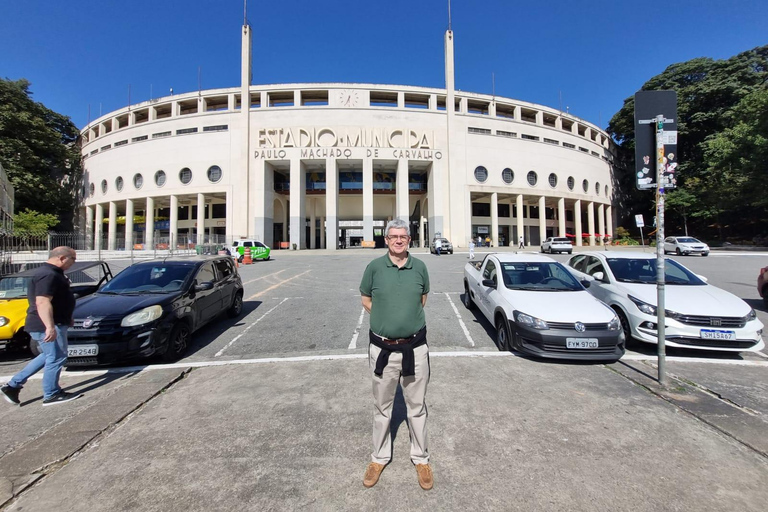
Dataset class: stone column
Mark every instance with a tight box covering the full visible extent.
[145,197,154,249]
[309,198,316,249]
[574,199,582,247]
[289,157,306,250]
[419,215,425,250]
[125,199,134,250]
[95,203,104,252]
[516,194,524,246]
[170,195,179,249]
[363,158,374,242]
[587,201,595,246]
[325,158,338,250]
[320,215,326,249]
[396,159,409,223]
[253,159,275,247]
[557,197,566,237]
[598,204,605,247]
[491,192,499,248]
[85,206,94,250]
[606,205,613,243]
[538,196,546,246]
[107,202,117,251]
[197,193,206,244]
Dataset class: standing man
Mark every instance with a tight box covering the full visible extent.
[518,234,525,249]
[1,247,83,407]
[360,219,433,491]
[434,237,442,256]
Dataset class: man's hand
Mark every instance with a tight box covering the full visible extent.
[43,326,56,342]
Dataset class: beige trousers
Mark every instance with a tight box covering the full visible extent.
[369,343,430,465]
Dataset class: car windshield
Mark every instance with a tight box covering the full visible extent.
[552,238,571,243]
[606,258,706,285]
[0,276,31,299]
[500,262,582,291]
[676,237,701,244]
[99,264,194,294]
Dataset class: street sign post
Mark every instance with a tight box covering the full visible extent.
[634,91,678,387]
[635,214,645,247]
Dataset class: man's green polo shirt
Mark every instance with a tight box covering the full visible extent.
[360,252,430,339]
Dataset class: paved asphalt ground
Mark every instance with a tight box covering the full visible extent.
[1,246,767,511]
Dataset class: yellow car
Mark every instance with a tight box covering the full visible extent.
[0,261,113,355]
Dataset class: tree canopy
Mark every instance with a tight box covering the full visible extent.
[608,46,768,242]
[0,78,82,231]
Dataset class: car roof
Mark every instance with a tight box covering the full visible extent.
[7,260,109,278]
[130,256,231,267]
[491,253,557,263]
[575,251,659,260]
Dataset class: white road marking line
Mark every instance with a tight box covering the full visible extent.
[214,298,289,357]
[247,270,311,300]
[348,307,366,349]
[3,351,767,383]
[445,292,475,347]
[242,269,286,285]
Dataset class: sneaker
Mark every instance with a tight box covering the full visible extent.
[363,462,386,488]
[42,391,83,406]
[415,463,433,490]
[1,384,21,405]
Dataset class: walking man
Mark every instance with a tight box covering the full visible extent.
[434,237,442,256]
[1,247,83,407]
[518,234,525,249]
[468,239,475,260]
[360,219,433,490]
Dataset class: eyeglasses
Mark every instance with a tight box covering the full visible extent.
[386,235,410,241]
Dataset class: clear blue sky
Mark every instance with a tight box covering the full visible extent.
[1,1,766,130]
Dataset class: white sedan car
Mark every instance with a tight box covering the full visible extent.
[566,251,764,352]
[663,236,709,256]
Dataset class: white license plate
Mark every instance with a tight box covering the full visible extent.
[68,345,99,357]
[700,330,735,340]
[566,338,599,349]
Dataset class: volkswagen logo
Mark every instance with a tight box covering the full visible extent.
[574,322,586,333]
[82,318,95,329]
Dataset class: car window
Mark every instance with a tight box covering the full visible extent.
[569,255,586,272]
[483,260,497,284]
[554,238,570,243]
[501,262,581,291]
[605,258,705,285]
[0,276,31,299]
[233,241,240,247]
[214,259,233,280]
[255,242,266,248]
[100,264,194,293]
[665,237,674,243]
[584,257,607,279]
[244,242,253,247]
[195,262,216,284]
[677,237,699,244]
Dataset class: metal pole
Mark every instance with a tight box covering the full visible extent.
[655,114,667,386]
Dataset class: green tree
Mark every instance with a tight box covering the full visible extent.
[608,46,768,240]
[12,209,60,234]
[0,78,82,230]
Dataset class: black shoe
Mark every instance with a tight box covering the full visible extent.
[2,384,21,405]
[42,391,83,406]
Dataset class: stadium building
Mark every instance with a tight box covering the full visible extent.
[78,21,616,251]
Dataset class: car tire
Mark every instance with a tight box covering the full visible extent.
[540,247,545,253]
[676,248,682,256]
[615,308,636,349]
[238,255,244,263]
[496,315,511,352]
[567,251,572,255]
[701,252,708,257]
[227,291,244,318]
[162,322,191,362]
[463,282,475,310]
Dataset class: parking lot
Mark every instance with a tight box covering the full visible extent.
[1,247,767,511]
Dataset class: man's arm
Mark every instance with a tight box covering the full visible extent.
[361,295,372,314]
[35,295,56,342]
[422,294,428,307]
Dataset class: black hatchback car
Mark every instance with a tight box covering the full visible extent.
[66,256,243,366]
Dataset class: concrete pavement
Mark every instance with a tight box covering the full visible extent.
[2,350,767,511]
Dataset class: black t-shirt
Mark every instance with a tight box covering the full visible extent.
[25,263,76,332]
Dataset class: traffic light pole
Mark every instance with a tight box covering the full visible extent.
[655,114,667,386]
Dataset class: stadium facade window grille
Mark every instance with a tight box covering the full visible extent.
[179,168,193,185]
[474,166,488,183]
[502,168,514,184]
[155,170,166,187]
[116,176,124,192]
[203,125,228,132]
[207,165,223,183]
[527,171,538,186]
[134,173,143,190]
[548,173,557,188]
[176,128,198,135]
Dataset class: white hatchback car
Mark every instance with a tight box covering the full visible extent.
[566,251,764,352]
[541,237,573,254]
[663,236,710,256]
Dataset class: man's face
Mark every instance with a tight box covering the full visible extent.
[385,228,410,256]
[61,252,77,271]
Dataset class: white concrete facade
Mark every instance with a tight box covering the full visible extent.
[78,25,616,251]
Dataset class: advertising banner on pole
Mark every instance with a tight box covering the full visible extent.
[634,91,678,190]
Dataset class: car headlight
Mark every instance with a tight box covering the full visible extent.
[121,305,163,327]
[608,316,620,331]
[514,311,549,330]
[745,309,757,322]
[628,295,680,318]
[0,316,8,327]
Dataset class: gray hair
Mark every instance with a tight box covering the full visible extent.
[384,219,409,237]
[49,246,75,259]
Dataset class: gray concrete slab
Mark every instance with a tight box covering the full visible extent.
[5,355,768,511]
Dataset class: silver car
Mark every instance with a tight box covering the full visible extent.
[541,237,573,254]
[663,236,709,256]
[430,238,453,254]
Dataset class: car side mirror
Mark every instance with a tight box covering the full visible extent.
[194,281,214,292]
[592,271,605,282]
[696,274,708,282]
[482,279,496,288]
[580,279,591,289]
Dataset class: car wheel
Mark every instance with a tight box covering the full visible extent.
[496,315,511,352]
[163,322,191,362]
[615,309,636,349]
[701,252,708,257]
[463,282,475,310]
[675,248,681,256]
[227,291,244,318]
[238,254,244,263]
[540,247,545,253]
[567,251,572,255]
